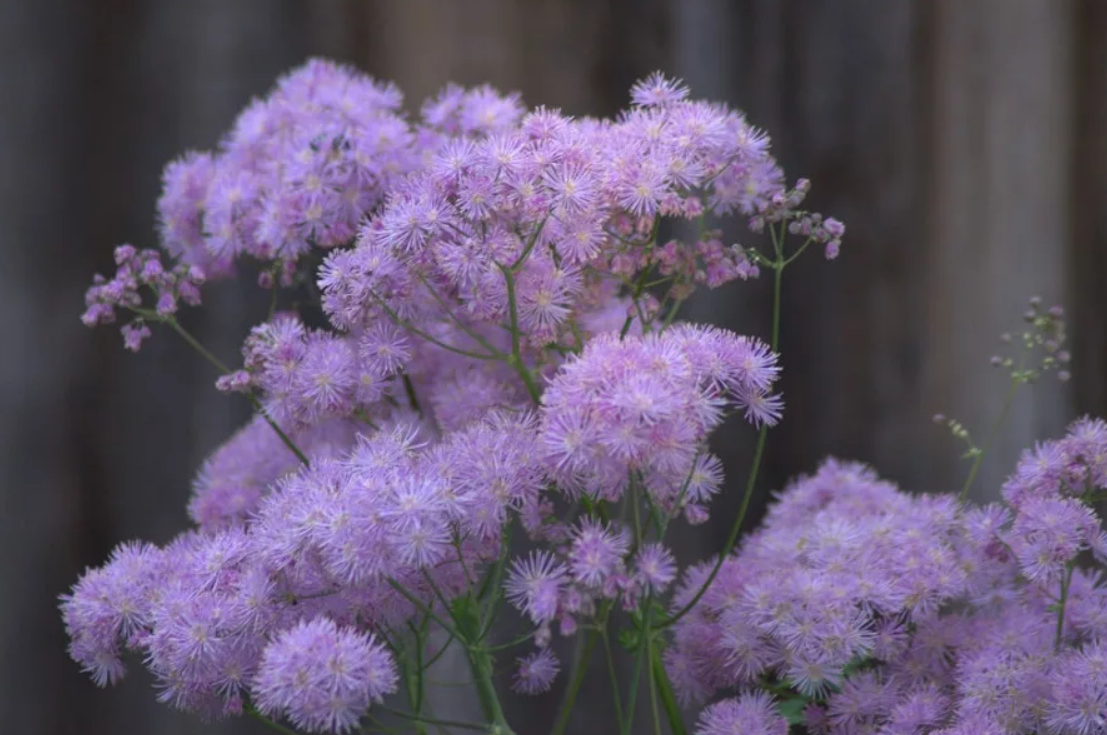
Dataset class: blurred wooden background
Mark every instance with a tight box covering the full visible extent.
[1,1,1103,733]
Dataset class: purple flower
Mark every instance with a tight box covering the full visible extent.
[505,551,567,625]
[695,692,788,735]
[630,72,691,107]
[539,327,779,512]
[513,648,560,694]
[252,617,397,733]
[60,541,162,686]
[1045,642,1107,735]
[634,543,677,593]
[567,518,629,591]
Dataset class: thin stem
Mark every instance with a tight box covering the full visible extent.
[660,295,684,331]
[481,631,536,652]
[245,701,301,735]
[467,646,515,734]
[161,315,232,373]
[621,633,645,735]
[646,630,663,735]
[659,225,786,630]
[496,262,542,404]
[453,536,476,590]
[510,216,549,271]
[145,311,310,466]
[377,705,488,733]
[658,453,701,537]
[600,629,625,731]
[550,621,601,735]
[620,266,654,339]
[619,216,661,339]
[415,272,504,357]
[404,633,428,735]
[363,713,405,735]
[420,630,457,672]
[959,374,1021,502]
[1055,562,1076,650]
[370,292,501,361]
[780,236,814,267]
[478,525,512,639]
[650,641,688,735]
[405,618,429,734]
[386,579,462,640]
[402,373,423,416]
[419,571,456,624]
[255,410,311,467]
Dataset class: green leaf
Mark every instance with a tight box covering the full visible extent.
[619,627,640,651]
[776,697,810,726]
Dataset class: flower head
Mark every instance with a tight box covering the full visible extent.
[252,617,397,733]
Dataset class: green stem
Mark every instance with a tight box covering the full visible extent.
[619,216,661,338]
[660,296,684,331]
[659,248,784,630]
[959,374,1020,502]
[468,646,515,734]
[1055,562,1075,650]
[405,619,428,734]
[161,315,231,372]
[404,656,428,735]
[255,409,311,467]
[244,701,301,735]
[415,272,504,357]
[385,579,462,640]
[600,629,625,731]
[496,263,542,404]
[478,525,512,639]
[403,373,423,416]
[658,453,701,537]
[378,705,489,733]
[650,643,687,735]
[149,312,309,466]
[551,622,601,735]
[620,266,654,339]
[420,630,456,672]
[364,713,405,734]
[646,631,663,735]
[481,631,536,652]
[511,216,549,271]
[621,633,645,735]
[370,292,501,361]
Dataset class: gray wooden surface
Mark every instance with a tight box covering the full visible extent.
[1,2,1103,734]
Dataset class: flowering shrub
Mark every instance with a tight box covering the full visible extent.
[62,59,1102,735]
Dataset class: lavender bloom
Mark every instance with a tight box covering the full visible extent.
[505,551,567,625]
[539,327,780,511]
[60,541,162,686]
[634,543,678,593]
[513,648,560,694]
[252,617,397,733]
[188,416,358,529]
[694,692,788,735]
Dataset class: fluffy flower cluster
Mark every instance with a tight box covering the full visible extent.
[540,325,780,510]
[187,415,359,529]
[316,73,808,370]
[81,244,204,350]
[157,58,419,274]
[66,60,849,735]
[60,412,541,727]
[670,418,1107,735]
